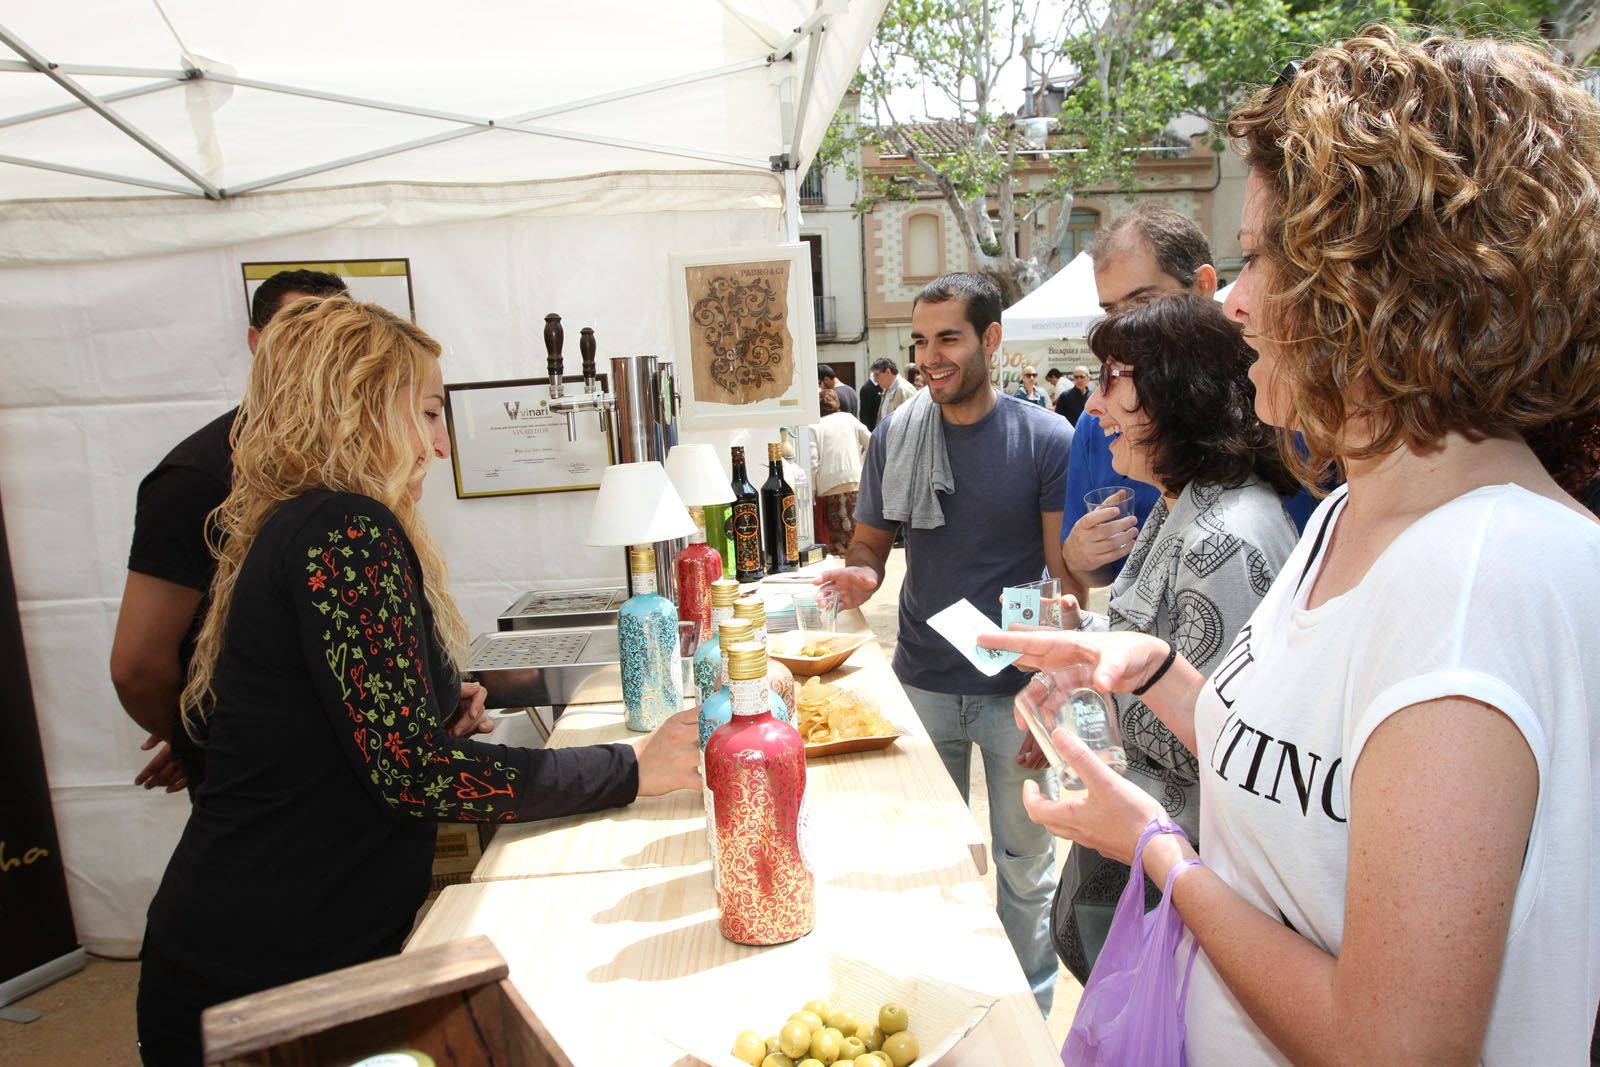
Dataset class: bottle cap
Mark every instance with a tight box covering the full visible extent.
[628,545,656,573]
[732,597,766,627]
[767,442,782,461]
[727,641,768,681]
[688,504,705,527]
[719,619,755,644]
[710,579,742,607]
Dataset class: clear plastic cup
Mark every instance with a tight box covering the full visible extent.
[676,620,701,701]
[1014,663,1128,790]
[793,589,837,633]
[1015,576,1065,629]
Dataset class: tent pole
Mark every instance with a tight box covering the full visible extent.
[0,152,199,196]
[0,79,182,129]
[0,25,221,199]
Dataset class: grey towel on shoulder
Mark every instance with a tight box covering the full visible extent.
[880,387,954,529]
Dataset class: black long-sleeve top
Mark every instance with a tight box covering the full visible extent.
[145,491,638,988]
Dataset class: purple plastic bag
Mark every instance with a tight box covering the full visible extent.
[1062,819,1201,1067]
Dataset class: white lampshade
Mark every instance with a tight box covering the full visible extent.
[585,461,698,546]
[664,443,735,506]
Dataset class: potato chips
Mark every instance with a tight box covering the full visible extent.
[796,677,896,745]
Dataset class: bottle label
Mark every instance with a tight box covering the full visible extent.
[711,604,733,628]
[730,677,766,717]
[782,494,798,560]
[632,570,657,596]
[732,503,761,571]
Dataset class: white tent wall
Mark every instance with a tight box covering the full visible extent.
[0,199,787,956]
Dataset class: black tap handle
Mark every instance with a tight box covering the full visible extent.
[543,313,564,380]
[579,328,597,382]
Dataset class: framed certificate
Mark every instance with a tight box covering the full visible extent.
[241,258,414,321]
[443,376,614,498]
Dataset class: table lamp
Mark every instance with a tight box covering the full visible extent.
[664,444,736,639]
[586,462,696,731]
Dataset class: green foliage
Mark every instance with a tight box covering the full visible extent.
[830,0,1554,297]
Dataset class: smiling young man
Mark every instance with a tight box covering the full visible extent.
[817,272,1073,1016]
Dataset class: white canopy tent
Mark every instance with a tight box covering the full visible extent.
[999,250,1102,341]
[0,0,885,955]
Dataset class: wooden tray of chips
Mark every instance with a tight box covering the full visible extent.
[795,676,901,758]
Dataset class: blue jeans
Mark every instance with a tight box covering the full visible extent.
[902,681,1058,1015]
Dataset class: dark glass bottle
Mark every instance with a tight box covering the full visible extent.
[730,446,765,581]
[760,442,799,573]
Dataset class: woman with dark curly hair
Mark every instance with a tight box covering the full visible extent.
[1042,291,1300,983]
[984,26,1600,1065]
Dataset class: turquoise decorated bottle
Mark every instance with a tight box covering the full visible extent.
[694,578,743,704]
[699,618,784,749]
[619,545,680,732]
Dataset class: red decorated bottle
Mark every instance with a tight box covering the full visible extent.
[705,642,814,946]
[675,506,725,643]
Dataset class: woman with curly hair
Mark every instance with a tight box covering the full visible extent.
[136,297,700,1065]
[985,26,1600,1064]
[1041,292,1300,984]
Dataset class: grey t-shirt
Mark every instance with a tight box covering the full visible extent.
[856,392,1071,695]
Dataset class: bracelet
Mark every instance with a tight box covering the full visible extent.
[1131,641,1177,696]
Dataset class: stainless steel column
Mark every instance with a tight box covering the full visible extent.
[610,355,682,599]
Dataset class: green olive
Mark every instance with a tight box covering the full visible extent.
[790,1010,825,1034]
[797,1060,824,1067]
[856,1055,890,1067]
[877,1004,909,1036]
[854,1022,884,1052]
[767,1035,781,1054]
[779,1019,814,1060]
[881,1030,918,1067]
[840,1036,867,1060]
[803,999,831,1021]
[733,1031,768,1065]
[825,1010,861,1037]
[808,1027,841,1064]
[762,1056,796,1067]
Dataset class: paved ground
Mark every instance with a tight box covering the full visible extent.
[7,547,1098,1063]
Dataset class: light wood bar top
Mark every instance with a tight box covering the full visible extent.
[411,605,1057,1064]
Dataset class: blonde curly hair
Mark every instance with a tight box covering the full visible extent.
[1228,25,1600,492]
[180,296,470,732]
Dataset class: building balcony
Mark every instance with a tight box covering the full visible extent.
[813,294,836,338]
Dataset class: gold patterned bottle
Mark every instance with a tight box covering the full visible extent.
[704,642,814,946]
[731,597,795,721]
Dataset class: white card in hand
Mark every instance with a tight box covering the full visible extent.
[928,598,1023,677]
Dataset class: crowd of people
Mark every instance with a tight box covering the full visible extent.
[111,24,1598,1067]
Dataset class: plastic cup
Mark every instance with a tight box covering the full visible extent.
[1083,486,1134,520]
[1014,664,1128,791]
[1016,576,1064,629]
[793,589,838,633]
[676,620,700,701]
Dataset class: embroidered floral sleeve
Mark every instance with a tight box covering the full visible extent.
[293,503,638,823]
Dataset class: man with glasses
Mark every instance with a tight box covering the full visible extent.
[1054,364,1092,424]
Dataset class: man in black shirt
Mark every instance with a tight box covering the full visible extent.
[1054,364,1092,424]
[110,269,349,795]
[858,372,883,429]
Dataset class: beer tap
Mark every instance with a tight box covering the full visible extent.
[544,312,615,442]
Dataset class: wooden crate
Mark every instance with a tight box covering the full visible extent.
[202,935,571,1067]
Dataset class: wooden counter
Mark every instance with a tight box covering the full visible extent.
[406,609,1058,1065]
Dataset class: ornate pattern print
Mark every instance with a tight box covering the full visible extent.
[706,746,815,946]
[1247,547,1275,597]
[685,261,796,406]
[303,513,524,821]
[1170,589,1226,667]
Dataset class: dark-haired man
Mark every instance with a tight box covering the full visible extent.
[818,272,1072,1016]
[817,364,859,420]
[110,269,348,796]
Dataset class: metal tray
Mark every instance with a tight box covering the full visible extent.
[497,587,629,631]
[467,626,622,709]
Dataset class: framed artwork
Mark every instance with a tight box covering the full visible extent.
[670,243,820,433]
[443,376,615,498]
[240,258,414,322]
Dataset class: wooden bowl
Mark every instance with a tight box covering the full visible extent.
[804,731,900,759]
[768,632,874,677]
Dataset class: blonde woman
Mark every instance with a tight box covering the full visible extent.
[136,298,699,1065]
[984,28,1600,1065]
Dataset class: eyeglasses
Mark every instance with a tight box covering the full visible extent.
[1271,60,1301,93]
[1023,373,1037,379]
[1098,362,1135,392]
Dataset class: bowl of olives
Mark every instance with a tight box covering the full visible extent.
[681,958,996,1067]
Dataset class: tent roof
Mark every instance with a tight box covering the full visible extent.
[1001,251,1102,341]
[0,1,884,261]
